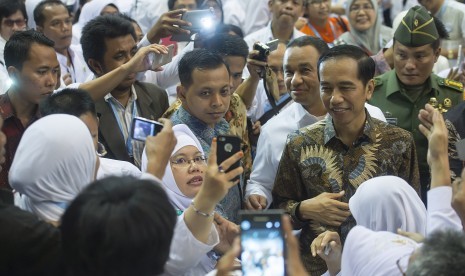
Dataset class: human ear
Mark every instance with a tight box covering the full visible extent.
[88,59,104,76]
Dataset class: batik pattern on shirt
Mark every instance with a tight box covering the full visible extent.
[272,112,420,275]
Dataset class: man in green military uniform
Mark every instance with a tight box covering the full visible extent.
[370,5,463,203]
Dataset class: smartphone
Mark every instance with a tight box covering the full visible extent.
[266,39,280,52]
[239,210,286,276]
[150,44,175,70]
[182,9,215,32]
[217,135,241,178]
[131,117,164,142]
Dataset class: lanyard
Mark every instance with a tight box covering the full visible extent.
[307,21,336,41]
[109,99,137,157]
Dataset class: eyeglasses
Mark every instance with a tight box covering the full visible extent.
[308,0,330,6]
[349,4,374,12]
[171,155,207,167]
[3,18,27,28]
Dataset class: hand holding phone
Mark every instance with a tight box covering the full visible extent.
[171,9,215,41]
[240,210,286,276]
[131,117,164,142]
[217,135,242,181]
[149,44,175,70]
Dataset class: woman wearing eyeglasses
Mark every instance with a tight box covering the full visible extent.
[334,0,392,55]
[142,123,241,275]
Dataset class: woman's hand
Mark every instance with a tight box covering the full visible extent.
[310,230,342,276]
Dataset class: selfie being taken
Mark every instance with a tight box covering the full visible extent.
[1,0,465,276]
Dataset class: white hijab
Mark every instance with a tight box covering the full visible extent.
[73,0,119,42]
[141,124,204,211]
[10,114,97,222]
[349,175,427,236]
[341,0,392,54]
[341,225,419,276]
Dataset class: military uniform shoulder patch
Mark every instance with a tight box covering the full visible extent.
[439,78,464,92]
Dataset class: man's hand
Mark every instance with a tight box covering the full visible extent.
[215,238,241,276]
[213,213,240,254]
[418,103,451,188]
[299,191,350,226]
[397,229,425,243]
[283,215,310,276]
[247,49,267,80]
[310,231,342,276]
[252,120,261,135]
[147,9,191,43]
[245,194,267,210]
[122,44,169,74]
[145,118,176,179]
[62,73,72,86]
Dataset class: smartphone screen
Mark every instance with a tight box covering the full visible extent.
[131,117,163,142]
[240,210,285,276]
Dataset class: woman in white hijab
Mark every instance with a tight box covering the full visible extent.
[159,124,206,214]
[349,175,427,235]
[10,114,97,224]
[334,0,392,55]
[142,124,238,275]
[72,0,119,44]
[312,176,426,276]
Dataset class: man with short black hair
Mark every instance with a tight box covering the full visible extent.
[0,0,27,65]
[0,29,59,193]
[273,44,419,275]
[34,0,91,85]
[81,14,169,168]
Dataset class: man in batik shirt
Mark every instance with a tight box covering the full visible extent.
[272,45,420,275]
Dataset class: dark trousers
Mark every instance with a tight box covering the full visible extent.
[420,171,431,207]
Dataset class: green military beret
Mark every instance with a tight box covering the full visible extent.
[394,5,439,47]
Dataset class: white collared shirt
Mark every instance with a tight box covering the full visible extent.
[244,21,306,50]
[240,0,271,36]
[56,44,92,84]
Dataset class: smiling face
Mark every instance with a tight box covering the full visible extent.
[284,45,321,107]
[9,43,59,104]
[348,0,376,32]
[319,57,373,131]
[37,4,73,53]
[178,65,231,128]
[393,40,439,86]
[170,145,206,198]
[269,0,304,28]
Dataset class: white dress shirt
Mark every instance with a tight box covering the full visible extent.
[245,103,387,206]
[56,44,92,84]
[240,0,271,35]
[222,0,246,30]
[244,21,306,50]
[115,0,168,34]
